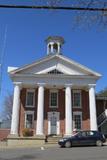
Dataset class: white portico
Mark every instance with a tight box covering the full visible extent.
[8,36,101,137]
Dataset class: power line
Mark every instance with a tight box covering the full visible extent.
[0,4,106,12]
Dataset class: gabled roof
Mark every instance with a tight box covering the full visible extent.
[8,54,101,78]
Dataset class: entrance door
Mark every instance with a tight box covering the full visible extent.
[50,115,57,135]
[48,112,60,135]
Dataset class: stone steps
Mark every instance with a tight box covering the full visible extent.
[46,136,62,144]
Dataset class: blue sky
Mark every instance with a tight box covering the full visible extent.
[0,0,107,114]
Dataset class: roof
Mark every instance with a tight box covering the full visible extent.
[8,54,102,78]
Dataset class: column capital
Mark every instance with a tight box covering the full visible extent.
[88,84,96,89]
[65,84,73,88]
[49,42,54,45]
[13,82,22,89]
[37,83,45,87]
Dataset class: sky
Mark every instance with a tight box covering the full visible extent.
[0,0,107,114]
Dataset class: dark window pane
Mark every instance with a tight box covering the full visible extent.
[73,114,81,130]
[50,92,57,107]
[73,92,81,107]
[27,92,34,106]
[26,114,33,128]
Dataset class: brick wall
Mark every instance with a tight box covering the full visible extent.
[96,100,105,117]
[0,129,10,141]
[19,88,90,136]
[58,89,65,135]
[19,88,38,136]
[82,90,90,130]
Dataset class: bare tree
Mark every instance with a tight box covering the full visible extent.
[97,88,107,97]
[0,0,107,29]
[3,93,13,120]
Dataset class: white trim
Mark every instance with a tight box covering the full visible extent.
[26,89,35,108]
[8,66,18,73]
[49,90,58,108]
[73,90,82,108]
[73,111,82,130]
[59,55,102,77]
[37,66,56,74]
[24,111,34,128]
[48,112,60,135]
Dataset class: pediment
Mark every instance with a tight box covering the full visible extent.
[9,54,101,77]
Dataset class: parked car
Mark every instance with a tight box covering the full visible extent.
[58,130,106,148]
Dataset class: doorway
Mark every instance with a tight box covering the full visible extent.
[48,112,60,135]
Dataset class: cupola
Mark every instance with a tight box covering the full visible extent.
[45,36,64,55]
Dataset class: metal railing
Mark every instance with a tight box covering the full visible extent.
[97,109,107,127]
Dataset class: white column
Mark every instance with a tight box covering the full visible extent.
[57,42,60,54]
[47,44,49,55]
[65,84,72,135]
[36,84,45,135]
[51,42,54,53]
[10,83,21,135]
[89,84,98,131]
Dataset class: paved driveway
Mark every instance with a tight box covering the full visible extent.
[0,145,107,160]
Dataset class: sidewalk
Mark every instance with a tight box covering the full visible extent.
[0,141,58,149]
[0,140,107,150]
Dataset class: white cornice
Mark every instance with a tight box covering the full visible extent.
[10,73,99,80]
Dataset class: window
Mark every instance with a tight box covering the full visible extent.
[73,90,81,108]
[50,91,58,108]
[25,111,34,128]
[26,89,35,107]
[73,112,82,130]
[48,69,63,74]
[87,131,94,136]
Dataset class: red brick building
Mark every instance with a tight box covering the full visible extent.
[8,36,102,137]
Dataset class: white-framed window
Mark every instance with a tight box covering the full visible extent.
[25,111,34,129]
[26,89,35,107]
[73,112,82,130]
[49,90,58,108]
[73,90,82,108]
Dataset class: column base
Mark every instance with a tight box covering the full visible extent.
[64,134,72,137]
[7,134,19,138]
[34,134,45,139]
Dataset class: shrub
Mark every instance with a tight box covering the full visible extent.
[22,128,33,137]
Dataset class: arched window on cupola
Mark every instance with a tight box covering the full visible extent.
[49,44,51,53]
[53,43,58,54]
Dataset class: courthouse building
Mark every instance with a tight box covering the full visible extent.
[8,36,101,137]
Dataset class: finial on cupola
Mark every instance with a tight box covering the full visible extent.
[45,36,65,55]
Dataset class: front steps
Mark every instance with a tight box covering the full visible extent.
[46,135,62,144]
[6,135,62,147]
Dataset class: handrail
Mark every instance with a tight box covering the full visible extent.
[97,109,107,127]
